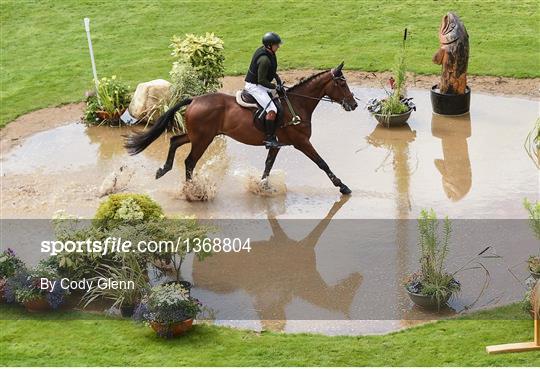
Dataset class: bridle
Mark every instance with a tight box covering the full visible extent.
[277,71,358,126]
[282,70,358,106]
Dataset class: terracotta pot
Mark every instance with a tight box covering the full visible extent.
[96,110,123,122]
[373,108,412,127]
[150,319,194,338]
[23,297,50,312]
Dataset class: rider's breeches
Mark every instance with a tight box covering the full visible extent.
[244,82,277,113]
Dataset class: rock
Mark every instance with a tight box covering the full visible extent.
[98,165,135,197]
[127,79,172,122]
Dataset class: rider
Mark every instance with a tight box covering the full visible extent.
[245,32,286,149]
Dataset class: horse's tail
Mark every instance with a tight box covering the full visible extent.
[124,98,193,155]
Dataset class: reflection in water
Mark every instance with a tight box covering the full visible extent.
[192,196,362,331]
[365,124,416,219]
[85,125,130,160]
[431,113,472,201]
[365,124,417,328]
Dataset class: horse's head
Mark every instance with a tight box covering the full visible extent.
[324,62,358,111]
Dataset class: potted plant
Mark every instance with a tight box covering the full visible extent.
[0,248,24,302]
[83,76,131,125]
[134,283,201,338]
[529,256,540,280]
[11,259,67,312]
[524,199,540,279]
[81,253,150,318]
[405,209,460,310]
[366,28,416,127]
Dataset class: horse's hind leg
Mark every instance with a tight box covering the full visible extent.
[156,134,190,179]
[184,135,215,181]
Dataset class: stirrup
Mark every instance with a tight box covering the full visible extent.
[264,137,286,149]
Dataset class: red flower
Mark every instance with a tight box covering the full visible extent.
[388,77,395,90]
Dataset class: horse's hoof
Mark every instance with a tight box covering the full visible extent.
[339,184,352,195]
[155,168,165,179]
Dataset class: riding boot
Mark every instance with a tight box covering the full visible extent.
[263,119,285,149]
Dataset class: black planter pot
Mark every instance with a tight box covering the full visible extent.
[529,268,540,280]
[372,108,412,127]
[406,288,450,311]
[120,304,135,317]
[430,85,471,115]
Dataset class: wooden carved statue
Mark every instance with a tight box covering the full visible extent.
[432,12,469,94]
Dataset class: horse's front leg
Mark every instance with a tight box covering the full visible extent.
[294,140,351,195]
[262,147,280,180]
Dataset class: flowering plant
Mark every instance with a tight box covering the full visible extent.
[366,29,415,118]
[0,248,24,279]
[84,75,131,125]
[134,283,201,326]
[8,259,67,309]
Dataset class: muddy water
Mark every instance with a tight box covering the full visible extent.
[2,87,537,219]
[1,87,539,335]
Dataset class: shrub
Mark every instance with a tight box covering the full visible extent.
[53,196,209,286]
[0,248,24,279]
[81,252,150,310]
[170,32,225,91]
[147,62,208,132]
[84,76,131,125]
[523,198,540,240]
[93,193,164,229]
[522,278,538,316]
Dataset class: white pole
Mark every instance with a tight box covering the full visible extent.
[84,17,100,103]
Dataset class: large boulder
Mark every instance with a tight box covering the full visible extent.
[122,79,171,124]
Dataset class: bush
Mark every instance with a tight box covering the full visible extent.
[170,32,224,92]
[84,76,131,125]
[169,62,208,100]
[81,252,150,310]
[0,248,24,279]
[523,198,540,240]
[93,193,164,229]
[53,194,210,286]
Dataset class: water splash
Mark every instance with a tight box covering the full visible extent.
[236,167,287,196]
[181,136,230,201]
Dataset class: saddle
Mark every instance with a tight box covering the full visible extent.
[235,90,284,131]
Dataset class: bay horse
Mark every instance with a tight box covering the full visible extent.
[124,62,358,194]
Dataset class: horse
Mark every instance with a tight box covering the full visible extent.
[124,62,358,195]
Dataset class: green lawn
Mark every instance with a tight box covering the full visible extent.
[0,304,538,366]
[1,0,539,127]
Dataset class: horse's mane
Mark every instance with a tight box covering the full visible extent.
[288,70,330,91]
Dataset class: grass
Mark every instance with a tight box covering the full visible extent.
[1,0,539,127]
[0,303,538,366]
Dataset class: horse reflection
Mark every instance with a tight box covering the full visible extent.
[192,196,362,330]
[431,113,472,201]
